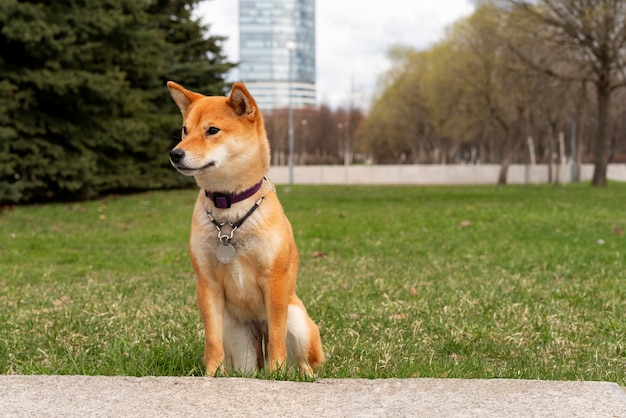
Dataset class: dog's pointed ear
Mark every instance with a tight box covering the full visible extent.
[167,81,204,118]
[228,82,258,121]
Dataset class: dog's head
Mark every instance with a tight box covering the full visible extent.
[167,81,270,193]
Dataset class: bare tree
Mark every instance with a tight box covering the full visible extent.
[509,0,626,186]
[444,3,532,183]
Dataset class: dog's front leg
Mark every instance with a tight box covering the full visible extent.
[197,276,225,376]
[264,235,300,373]
[266,289,289,373]
[265,255,296,372]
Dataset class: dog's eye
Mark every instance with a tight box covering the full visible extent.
[206,127,220,136]
[182,126,187,136]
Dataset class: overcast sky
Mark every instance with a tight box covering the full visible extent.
[194,0,475,108]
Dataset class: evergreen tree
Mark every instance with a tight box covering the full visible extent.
[149,0,235,189]
[0,0,234,203]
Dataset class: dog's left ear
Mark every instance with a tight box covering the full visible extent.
[228,82,258,121]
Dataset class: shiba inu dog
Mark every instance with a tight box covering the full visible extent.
[167,81,324,375]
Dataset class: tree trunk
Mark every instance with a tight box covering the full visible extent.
[547,126,554,184]
[592,81,611,187]
[572,81,586,184]
[498,157,510,185]
[441,142,448,164]
[576,139,582,183]
[498,136,511,185]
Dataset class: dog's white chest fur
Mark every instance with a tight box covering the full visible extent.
[222,259,266,322]
[229,261,245,288]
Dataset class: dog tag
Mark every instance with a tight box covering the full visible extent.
[216,242,236,264]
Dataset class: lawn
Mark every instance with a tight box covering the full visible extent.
[0,183,624,384]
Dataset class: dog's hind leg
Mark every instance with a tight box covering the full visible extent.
[286,301,325,375]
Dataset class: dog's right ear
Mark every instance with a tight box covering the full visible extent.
[167,81,204,118]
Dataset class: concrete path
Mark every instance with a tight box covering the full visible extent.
[1,376,625,417]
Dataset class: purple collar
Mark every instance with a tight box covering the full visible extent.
[205,179,264,209]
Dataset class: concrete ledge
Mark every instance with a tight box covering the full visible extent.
[1,376,625,417]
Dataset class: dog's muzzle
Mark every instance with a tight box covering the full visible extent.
[169,149,216,173]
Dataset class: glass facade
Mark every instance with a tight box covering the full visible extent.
[239,0,316,110]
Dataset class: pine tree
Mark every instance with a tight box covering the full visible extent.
[0,0,234,203]
[147,0,235,192]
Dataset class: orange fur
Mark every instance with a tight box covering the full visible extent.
[167,81,324,375]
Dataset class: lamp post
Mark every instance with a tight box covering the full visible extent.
[301,119,308,165]
[286,40,295,184]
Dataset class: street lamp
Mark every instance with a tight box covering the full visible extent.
[286,40,296,184]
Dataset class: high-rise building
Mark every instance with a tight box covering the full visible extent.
[239,0,316,111]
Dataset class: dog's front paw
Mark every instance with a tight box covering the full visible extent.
[205,362,224,377]
[202,353,225,376]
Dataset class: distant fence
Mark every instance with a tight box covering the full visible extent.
[268,164,626,185]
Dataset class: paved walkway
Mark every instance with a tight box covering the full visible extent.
[1,376,625,417]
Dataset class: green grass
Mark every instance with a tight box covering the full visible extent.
[1,183,624,384]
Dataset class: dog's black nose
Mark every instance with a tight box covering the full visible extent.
[169,148,185,164]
